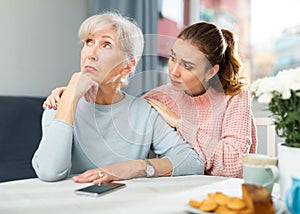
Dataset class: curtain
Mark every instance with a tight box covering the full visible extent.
[88,0,159,96]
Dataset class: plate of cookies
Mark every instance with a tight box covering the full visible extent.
[186,183,284,214]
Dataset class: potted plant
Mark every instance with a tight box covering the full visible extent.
[251,67,300,199]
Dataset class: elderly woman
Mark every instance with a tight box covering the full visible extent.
[32,12,204,184]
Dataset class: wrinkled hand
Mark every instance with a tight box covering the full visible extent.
[147,98,179,128]
[43,73,98,109]
[72,161,141,184]
[66,72,98,102]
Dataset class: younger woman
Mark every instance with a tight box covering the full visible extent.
[144,22,257,178]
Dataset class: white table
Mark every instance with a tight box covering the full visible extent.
[0,175,285,214]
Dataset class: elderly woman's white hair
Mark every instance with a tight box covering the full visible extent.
[79,12,144,63]
[78,12,144,87]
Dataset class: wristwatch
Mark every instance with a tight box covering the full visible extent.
[144,159,155,177]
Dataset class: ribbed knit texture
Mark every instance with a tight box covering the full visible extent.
[144,85,257,178]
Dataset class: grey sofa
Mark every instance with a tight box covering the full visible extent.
[0,96,45,182]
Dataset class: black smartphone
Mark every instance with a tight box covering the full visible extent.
[74,182,126,197]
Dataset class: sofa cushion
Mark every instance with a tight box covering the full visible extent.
[0,96,45,182]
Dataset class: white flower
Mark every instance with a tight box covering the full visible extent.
[257,92,274,104]
[252,67,300,147]
[251,67,300,104]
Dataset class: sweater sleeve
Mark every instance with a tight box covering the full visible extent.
[144,89,204,175]
[144,105,204,176]
[31,109,74,182]
[176,119,206,162]
[179,89,254,178]
[152,117,204,176]
[144,87,255,178]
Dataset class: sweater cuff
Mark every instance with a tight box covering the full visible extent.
[176,119,198,146]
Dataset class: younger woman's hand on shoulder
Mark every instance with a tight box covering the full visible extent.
[43,86,67,110]
[147,98,179,128]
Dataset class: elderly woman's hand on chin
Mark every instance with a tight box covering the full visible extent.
[72,160,144,184]
[64,72,98,103]
[44,72,98,110]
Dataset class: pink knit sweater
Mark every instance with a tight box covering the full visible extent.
[143,85,257,178]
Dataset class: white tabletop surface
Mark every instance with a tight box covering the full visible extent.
[0,175,286,214]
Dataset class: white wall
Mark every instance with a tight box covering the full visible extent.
[0,0,88,97]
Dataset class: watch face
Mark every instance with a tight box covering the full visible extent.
[146,165,155,177]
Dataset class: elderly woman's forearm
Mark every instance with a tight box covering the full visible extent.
[32,120,73,181]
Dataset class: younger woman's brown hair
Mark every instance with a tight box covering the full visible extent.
[177,22,246,95]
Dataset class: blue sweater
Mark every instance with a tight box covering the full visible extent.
[32,94,204,181]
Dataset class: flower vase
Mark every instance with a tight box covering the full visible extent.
[277,142,300,199]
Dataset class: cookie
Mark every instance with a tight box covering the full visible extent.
[214,192,231,205]
[227,197,246,210]
[188,199,202,208]
[200,198,218,212]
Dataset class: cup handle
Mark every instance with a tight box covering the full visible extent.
[262,165,279,189]
[285,185,300,213]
